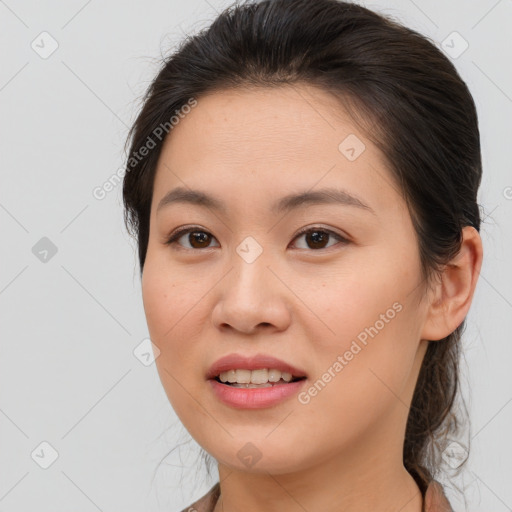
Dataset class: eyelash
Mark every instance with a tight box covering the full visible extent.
[164,225,350,251]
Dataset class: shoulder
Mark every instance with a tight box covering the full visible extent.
[178,482,221,512]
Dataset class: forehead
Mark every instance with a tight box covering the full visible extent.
[152,84,400,216]
[161,84,361,161]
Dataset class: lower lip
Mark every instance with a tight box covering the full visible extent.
[208,378,307,409]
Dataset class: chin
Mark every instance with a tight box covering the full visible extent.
[208,437,312,475]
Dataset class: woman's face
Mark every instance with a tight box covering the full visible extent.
[142,84,431,475]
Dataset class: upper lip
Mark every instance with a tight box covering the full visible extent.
[206,353,308,380]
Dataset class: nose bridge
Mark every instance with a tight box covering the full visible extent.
[230,235,272,298]
[212,235,291,333]
[235,234,266,267]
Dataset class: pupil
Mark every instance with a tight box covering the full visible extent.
[307,231,327,249]
[190,232,210,248]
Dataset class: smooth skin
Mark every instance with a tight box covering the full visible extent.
[141,84,483,512]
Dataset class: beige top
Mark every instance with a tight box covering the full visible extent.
[179,479,453,512]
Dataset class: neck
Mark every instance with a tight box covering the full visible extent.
[213,446,423,512]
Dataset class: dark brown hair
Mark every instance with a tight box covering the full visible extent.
[123,0,482,496]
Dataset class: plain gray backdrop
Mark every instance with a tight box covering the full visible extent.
[1,0,511,510]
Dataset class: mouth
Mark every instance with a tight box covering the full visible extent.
[206,354,308,408]
[208,368,308,409]
[212,368,307,388]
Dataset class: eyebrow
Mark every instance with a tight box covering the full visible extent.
[156,186,375,215]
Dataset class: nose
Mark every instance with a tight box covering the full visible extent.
[211,252,292,335]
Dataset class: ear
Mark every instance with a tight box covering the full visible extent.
[420,226,483,341]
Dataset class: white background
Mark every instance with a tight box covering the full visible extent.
[1,0,511,510]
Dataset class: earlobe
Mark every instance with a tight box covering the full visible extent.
[420,226,483,342]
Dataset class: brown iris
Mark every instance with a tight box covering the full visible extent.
[188,231,213,249]
[304,230,329,249]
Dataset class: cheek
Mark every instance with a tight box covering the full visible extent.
[300,258,407,354]
[294,311,419,459]
[296,260,421,423]
[141,256,209,342]
[141,256,215,421]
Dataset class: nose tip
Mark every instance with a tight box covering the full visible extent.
[211,260,292,334]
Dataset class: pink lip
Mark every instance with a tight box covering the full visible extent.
[206,353,307,380]
[206,353,308,410]
[208,378,307,409]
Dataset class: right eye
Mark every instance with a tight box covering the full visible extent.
[165,226,220,250]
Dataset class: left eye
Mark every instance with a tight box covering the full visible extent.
[291,228,347,250]
[165,227,348,251]
[165,228,220,250]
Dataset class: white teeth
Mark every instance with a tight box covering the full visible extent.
[235,369,251,384]
[268,369,281,382]
[218,368,296,384]
[281,372,293,382]
[251,369,269,384]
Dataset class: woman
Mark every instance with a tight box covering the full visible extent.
[122,0,483,510]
